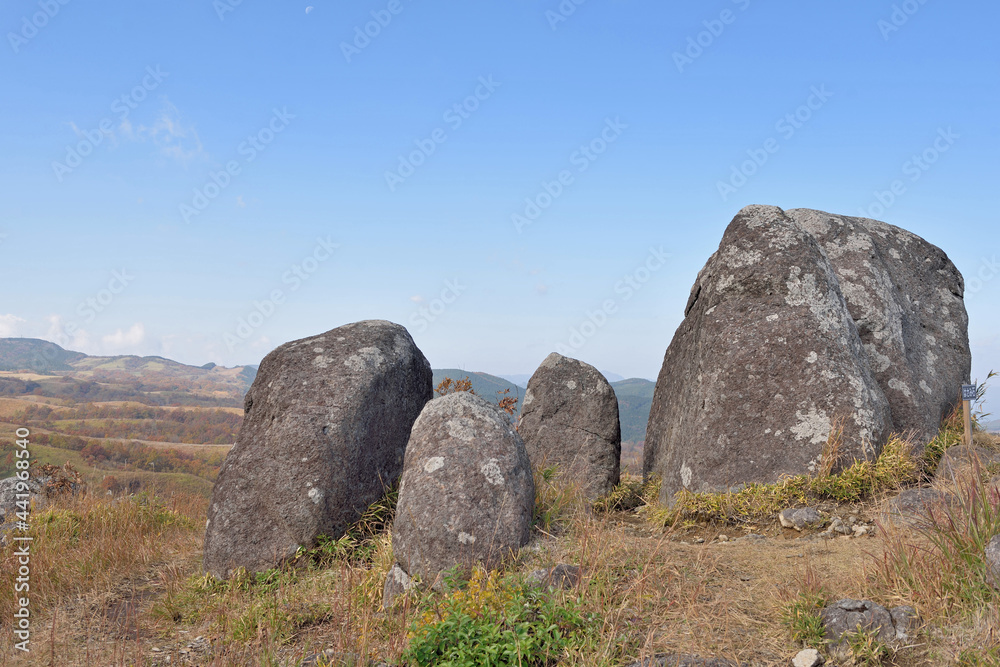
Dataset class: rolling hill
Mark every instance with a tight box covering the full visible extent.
[0,338,257,407]
[0,339,655,444]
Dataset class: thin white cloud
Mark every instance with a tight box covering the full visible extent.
[102,322,146,350]
[45,315,91,352]
[410,295,424,303]
[0,314,26,337]
[120,98,206,163]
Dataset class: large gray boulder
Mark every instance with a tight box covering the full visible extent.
[389,392,534,597]
[203,320,432,579]
[787,208,970,446]
[644,205,894,504]
[517,352,621,500]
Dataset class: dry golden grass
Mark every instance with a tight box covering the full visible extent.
[2,412,998,665]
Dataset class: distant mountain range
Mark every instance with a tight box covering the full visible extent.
[499,370,626,387]
[0,338,256,407]
[434,369,654,442]
[0,338,655,442]
[983,419,1000,433]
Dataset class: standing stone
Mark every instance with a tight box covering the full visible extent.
[389,392,534,596]
[517,352,621,500]
[644,205,893,504]
[203,320,432,579]
[787,208,971,446]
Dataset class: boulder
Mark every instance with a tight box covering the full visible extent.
[517,352,621,499]
[644,205,893,503]
[389,392,534,598]
[787,209,971,447]
[203,320,432,579]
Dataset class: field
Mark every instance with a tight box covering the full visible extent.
[0,406,997,665]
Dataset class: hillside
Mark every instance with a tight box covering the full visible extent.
[0,337,86,371]
[610,378,655,443]
[0,338,257,407]
[432,369,525,415]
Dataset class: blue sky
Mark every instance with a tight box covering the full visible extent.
[1,1,998,403]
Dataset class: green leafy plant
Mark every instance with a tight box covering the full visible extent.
[781,590,827,649]
[403,567,595,666]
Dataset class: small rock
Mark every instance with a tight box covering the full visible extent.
[527,564,582,590]
[820,598,902,647]
[780,507,823,531]
[693,537,705,544]
[792,648,824,667]
[852,524,869,537]
[822,516,853,538]
[889,605,918,641]
[718,534,729,543]
[381,563,416,609]
[985,535,1000,590]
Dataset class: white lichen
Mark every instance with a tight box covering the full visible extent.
[481,458,504,486]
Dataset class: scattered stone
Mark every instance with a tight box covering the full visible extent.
[381,563,416,608]
[779,507,823,531]
[852,524,871,537]
[203,320,433,579]
[820,598,917,647]
[883,487,956,526]
[792,648,824,667]
[527,563,582,590]
[387,392,534,606]
[717,533,729,542]
[517,352,622,500]
[787,208,971,448]
[822,516,852,537]
[645,205,894,504]
[985,535,1000,590]
[693,537,705,544]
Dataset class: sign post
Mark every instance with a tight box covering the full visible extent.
[962,384,977,447]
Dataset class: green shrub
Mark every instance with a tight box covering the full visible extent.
[403,567,595,666]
